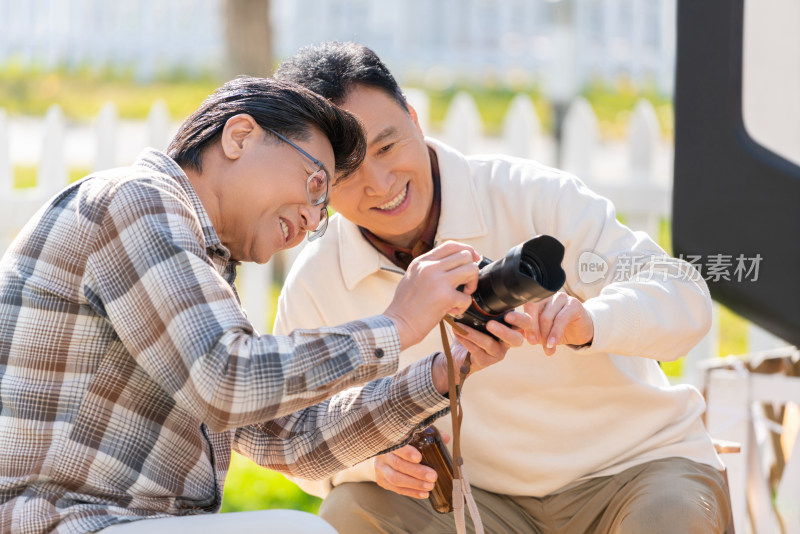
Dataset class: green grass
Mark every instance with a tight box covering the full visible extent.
[718,305,749,357]
[221,452,321,514]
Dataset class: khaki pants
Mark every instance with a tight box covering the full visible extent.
[99,509,338,533]
[320,457,731,534]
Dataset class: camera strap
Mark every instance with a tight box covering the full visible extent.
[440,318,485,534]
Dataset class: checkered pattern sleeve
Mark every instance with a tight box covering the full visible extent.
[233,353,450,480]
[85,176,401,431]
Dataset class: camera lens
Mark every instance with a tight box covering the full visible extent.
[451,235,566,338]
[518,256,546,285]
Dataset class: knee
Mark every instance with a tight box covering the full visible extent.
[617,489,728,534]
[319,482,401,532]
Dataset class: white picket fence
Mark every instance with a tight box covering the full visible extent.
[0,92,790,381]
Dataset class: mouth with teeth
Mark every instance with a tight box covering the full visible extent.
[375,183,409,212]
[280,218,290,243]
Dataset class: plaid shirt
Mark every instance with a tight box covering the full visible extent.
[0,149,449,533]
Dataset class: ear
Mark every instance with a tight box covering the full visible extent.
[220,114,259,161]
[407,101,425,136]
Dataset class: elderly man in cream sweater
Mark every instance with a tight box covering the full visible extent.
[273,42,731,534]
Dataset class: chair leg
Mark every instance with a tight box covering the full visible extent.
[722,468,736,534]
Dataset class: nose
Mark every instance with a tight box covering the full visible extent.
[298,203,322,232]
[360,158,395,197]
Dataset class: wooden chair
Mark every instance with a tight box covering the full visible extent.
[713,439,740,534]
[701,348,800,534]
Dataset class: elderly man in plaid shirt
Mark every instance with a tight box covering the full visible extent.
[0,77,532,534]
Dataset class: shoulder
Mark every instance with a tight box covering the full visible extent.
[110,169,192,211]
[76,167,207,258]
[470,153,577,188]
[462,154,595,214]
[428,136,580,193]
[74,167,193,219]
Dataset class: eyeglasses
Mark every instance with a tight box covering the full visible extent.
[267,128,330,241]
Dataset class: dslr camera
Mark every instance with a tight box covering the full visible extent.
[451,235,566,336]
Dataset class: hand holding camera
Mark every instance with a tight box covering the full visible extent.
[384,241,480,350]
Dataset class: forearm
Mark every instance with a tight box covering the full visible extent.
[171,316,402,431]
[233,354,449,480]
[580,261,712,361]
[543,173,712,360]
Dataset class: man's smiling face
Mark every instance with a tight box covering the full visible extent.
[220,122,333,264]
[330,84,434,248]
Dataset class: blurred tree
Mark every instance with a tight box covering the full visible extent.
[224,0,272,78]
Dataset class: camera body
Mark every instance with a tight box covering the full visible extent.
[452,235,566,336]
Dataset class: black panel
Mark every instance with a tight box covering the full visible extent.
[673,0,800,345]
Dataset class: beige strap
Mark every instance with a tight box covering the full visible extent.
[439,320,484,534]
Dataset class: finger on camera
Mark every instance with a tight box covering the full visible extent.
[549,301,586,347]
[486,320,524,347]
[451,321,495,346]
[460,275,478,296]
[523,299,550,321]
[449,321,479,342]
[449,262,479,294]
[539,334,557,356]
[437,248,478,271]
[502,310,535,333]
[453,335,493,364]
[549,310,574,344]
[447,295,474,317]
[452,320,518,352]
[541,329,560,355]
[426,241,478,262]
[454,330,504,362]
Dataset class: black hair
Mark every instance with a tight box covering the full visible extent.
[167,76,366,178]
[274,42,409,113]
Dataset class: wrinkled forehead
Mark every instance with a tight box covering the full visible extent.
[340,86,413,143]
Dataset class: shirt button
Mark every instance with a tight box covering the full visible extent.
[374,348,385,358]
